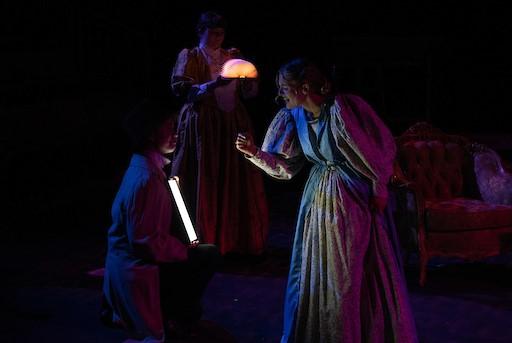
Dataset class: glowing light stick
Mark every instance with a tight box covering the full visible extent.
[168,176,198,243]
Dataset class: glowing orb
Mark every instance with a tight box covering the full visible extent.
[220,58,258,79]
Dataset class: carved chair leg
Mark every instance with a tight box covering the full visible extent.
[419,253,428,287]
[418,228,428,286]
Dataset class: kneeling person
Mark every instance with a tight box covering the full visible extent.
[101,98,220,342]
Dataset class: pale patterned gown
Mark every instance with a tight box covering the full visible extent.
[246,94,418,342]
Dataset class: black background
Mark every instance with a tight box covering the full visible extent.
[2,1,511,237]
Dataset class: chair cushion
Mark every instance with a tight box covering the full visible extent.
[426,198,512,232]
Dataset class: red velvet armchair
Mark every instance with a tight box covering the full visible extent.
[392,122,512,286]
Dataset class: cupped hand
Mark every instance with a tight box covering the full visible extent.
[235,132,258,157]
[215,75,233,87]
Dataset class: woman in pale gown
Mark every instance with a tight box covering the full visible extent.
[236,58,418,342]
[170,11,268,255]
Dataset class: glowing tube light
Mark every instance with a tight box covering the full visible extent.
[168,176,198,243]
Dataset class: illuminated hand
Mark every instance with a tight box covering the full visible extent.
[203,76,233,92]
[235,132,258,157]
[215,75,233,87]
[189,240,199,249]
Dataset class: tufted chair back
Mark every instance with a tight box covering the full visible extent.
[392,122,512,286]
[399,140,466,200]
[395,122,472,201]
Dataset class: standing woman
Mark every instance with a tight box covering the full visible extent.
[170,11,268,255]
[236,58,418,342]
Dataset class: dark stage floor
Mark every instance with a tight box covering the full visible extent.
[2,191,512,343]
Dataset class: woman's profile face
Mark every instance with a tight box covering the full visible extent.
[277,74,304,109]
[199,27,225,49]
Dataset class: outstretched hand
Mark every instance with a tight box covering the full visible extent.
[235,132,258,157]
[203,76,233,92]
[215,75,233,87]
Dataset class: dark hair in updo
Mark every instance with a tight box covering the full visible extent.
[277,58,335,97]
[196,11,227,34]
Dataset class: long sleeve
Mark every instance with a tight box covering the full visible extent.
[127,176,187,263]
[170,48,196,97]
[330,94,396,201]
[170,48,211,103]
[246,108,305,180]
